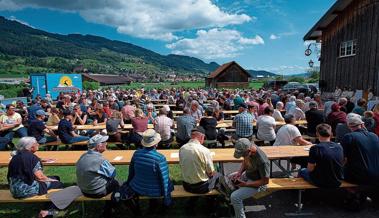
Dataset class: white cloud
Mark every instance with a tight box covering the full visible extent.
[261,65,309,75]
[0,0,252,41]
[166,28,264,59]
[8,15,34,28]
[269,34,279,40]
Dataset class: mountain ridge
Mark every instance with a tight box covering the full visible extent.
[0,16,276,79]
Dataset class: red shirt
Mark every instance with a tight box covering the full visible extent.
[131,117,148,133]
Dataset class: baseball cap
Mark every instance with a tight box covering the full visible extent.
[191,126,206,135]
[347,113,364,127]
[234,138,253,158]
[88,134,109,148]
[239,102,248,109]
[36,109,48,116]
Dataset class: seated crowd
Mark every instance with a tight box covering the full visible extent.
[1,87,379,218]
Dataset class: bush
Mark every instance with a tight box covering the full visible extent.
[83,81,100,90]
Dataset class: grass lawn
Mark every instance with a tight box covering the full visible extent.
[0,143,228,218]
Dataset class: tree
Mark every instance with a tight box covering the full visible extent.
[83,81,100,90]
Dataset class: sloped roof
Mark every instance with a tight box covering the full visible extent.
[304,0,354,41]
[208,61,251,79]
[82,73,132,84]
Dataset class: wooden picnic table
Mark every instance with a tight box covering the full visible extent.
[173,110,239,115]
[46,120,307,131]
[0,146,311,166]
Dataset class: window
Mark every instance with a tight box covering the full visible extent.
[339,40,357,57]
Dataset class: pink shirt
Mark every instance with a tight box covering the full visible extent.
[154,115,174,141]
[122,105,136,120]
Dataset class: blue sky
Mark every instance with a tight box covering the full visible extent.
[0,0,335,75]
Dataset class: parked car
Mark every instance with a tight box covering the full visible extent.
[263,80,288,90]
[281,82,303,92]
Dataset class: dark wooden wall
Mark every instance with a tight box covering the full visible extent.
[215,65,249,83]
[320,0,379,95]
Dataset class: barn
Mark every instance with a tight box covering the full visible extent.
[206,61,251,88]
[304,0,379,96]
[82,73,132,86]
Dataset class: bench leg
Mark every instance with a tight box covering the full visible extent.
[284,190,314,217]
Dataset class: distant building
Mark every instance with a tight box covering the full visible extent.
[304,0,379,96]
[82,73,132,86]
[206,61,251,88]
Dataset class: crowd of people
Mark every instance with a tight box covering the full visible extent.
[1,86,379,218]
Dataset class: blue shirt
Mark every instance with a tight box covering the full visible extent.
[127,147,173,205]
[234,111,254,137]
[58,119,74,144]
[27,104,42,123]
[28,120,46,141]
[176,114,196,140]
[341,129,379,185]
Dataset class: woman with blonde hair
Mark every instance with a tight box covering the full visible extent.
[126,109,148,148]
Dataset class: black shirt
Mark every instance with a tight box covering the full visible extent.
[199,117,217,140]
[58,119,74,144]
[28,120,46,141]
[341,129,379,185]
[308,142,344,188]
[93,112,108,123]
[305,109,324,136]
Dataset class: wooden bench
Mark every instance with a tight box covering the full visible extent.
[44,140,88,147]
[0,178,358,216]
[0,185,219,203]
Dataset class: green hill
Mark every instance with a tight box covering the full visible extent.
[0,16,219,77]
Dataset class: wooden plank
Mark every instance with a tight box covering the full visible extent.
[0,186,219,203]
[0,178,358,203]
[0,145,312,166]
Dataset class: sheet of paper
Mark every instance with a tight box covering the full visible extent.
[113,156,123,161]
[210,152,215,156]
[44,159,56,163]
[170,152,179,158]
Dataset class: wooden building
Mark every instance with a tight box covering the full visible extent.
[82,73,132,86]
[304,0,379,95]
[206,61,251,88]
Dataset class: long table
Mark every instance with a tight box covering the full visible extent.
[46,120,307,131]
[0,146,311,167]
[172,110,239,115]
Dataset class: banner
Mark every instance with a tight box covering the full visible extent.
[46,74,82,99]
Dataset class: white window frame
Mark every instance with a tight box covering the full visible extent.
[339,40,357,57]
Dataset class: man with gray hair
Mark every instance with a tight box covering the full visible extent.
[176,108,196,146]
[226,138,270,218]
[305,101,325,137]
[76,134,119,216]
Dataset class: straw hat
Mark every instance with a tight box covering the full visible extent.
[141,129,161,147]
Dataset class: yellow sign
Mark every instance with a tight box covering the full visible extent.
[59,76,73,87]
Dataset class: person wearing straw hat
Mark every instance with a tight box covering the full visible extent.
[126,129,173,212]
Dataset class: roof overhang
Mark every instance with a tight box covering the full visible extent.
[303,0,354,41]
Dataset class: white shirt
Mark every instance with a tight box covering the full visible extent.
[179,139,214,184]
[288,107,305,120]
[272,109,284,121]
[154,115,173,141]
[256,115,276,141]
[273,124,301,146]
